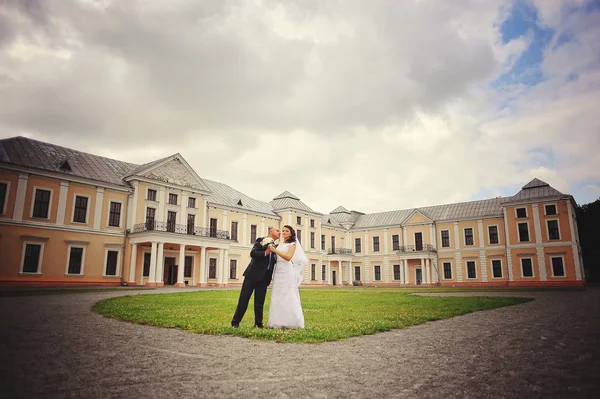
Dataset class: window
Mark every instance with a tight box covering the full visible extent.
[147,189,157,201]
[545,204,557,215]
[188,197,196,208]
[67,246,84,275]
[231,221,238,241]
[443,262,452,279]
[229,259,237,279]
[551,257,565,277]
[441,230,450,248]
[297,216,302,225]
[310,232,315,248]
[109,202,121,227]
[373,236,380,252]
[250,225,257,243]
[547,220,560,240]
[521,258,534,277]
[321,265,326,281]
[488,226,499,245]
[492,259,503,278]
[354,266,361,281]
[518,223,530,242]
[0,182,8,214]
[32,188,51,218]
[143,253,151,277]
[168,193,178,205]
[355,238,361,253]
[73,195,88,223]
[105,250,119,276]
[374,265,381,281]
[466,261,476,279]
[415,232,423,251]
[145,207,156,230]
[22,243,42,273]
[167,211,177,233]
[185,256,193,278]
[311,264,316,280]
[297,229,302,244]
[464,228,474,246]
[516,207,527,218]
[392,235,400,251]
[209,258,217,279]
[321,235,325,250]
[310,219,315,228]
[210,218,217,237]
[393,265,401,280]
[187,214,195,235]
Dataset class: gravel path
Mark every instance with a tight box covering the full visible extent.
[0,287,598,398]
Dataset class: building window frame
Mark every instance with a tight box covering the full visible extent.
[208,258,217,279]
[321,264,326,281]
[373,265,381,281]
[230,221,238,242]
[443,262,452,280]
[354,266,361,281]
[464,228,474,246]
[103,248,121,277]
[518,222,530,242]
[146,188,157,202]
[311,264,316,280]
[491,259,503,279]
[515,207,528,218]
[355,238,361,253]
[488,225,499,245]
[321,234,325,251]
[0,181,10,215]
[392,234,400,251]
[550,255,566,278]
[229,259,237,280]
[188,197,196,208]
[310,219,315,228]
[20,241,45,274]
[520,257,535,278]
[296,216,302,225]
[466,260,477,279]
[310,231,315,248]
[546,219,561,240]
[297,229,302,244]
[71,194,90,224]
[372,236,380,252]
[393,264,401,280]
[544,203,557,216]
[414,232,423,251]
[168,193,178,205]
[31,187,53,219]
[142,252,151,277]
[108,200,123,227]
[250,224,257,244]
[440,230,450,248]
[65,244,86,275]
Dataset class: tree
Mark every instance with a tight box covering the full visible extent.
[576,198,600,282]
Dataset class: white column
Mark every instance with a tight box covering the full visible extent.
[148,242,158,284]
[364,231,369,255]
[478,220,488,282]
[532,204,547,281]
[454,222,463,282]
[155,243,164,284]
[127,181,138,230]
[94,187,104,230]
[242,215,248,246]
[403,259,409,284]
[383,228,390,283]
[13,173,28,221]
[430,224,437,249]
[199,247,207,285]
[287,211,293,226]
[217,248,225,284]
[158,188,166,222]
[402,227,407,248]
[421,257,427,284]
[327,260,331,284]
[129,243,138,284]
[502,208,514,282]
[56,181,69,225]
[177,245,185,285]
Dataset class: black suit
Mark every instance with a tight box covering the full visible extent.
[231,237,276,327]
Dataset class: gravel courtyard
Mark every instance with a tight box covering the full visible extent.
[0,287,598,398]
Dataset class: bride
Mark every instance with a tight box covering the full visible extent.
[266,225,308,329]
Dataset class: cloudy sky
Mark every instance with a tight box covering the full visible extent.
[1,0,599,215]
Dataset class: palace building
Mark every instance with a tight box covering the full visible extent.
[0,136,585,287]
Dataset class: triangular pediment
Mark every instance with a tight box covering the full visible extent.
[134,154,210,192]
[403,209,432,225]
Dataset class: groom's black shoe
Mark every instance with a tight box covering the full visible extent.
[255,324,264,329]
[231,322,240,328]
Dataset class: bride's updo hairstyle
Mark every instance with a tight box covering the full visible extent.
[283,225,297,243]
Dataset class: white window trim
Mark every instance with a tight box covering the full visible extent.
[185,255,195,280]
[0,180,10,215]
[187,196,197,209]
[373,265,381,281]
[544,203,558,216]
[392,264,401,281]
[463,227,475,246]
[167,191,179,206]
[107,200,124,228]
[354,266,361,281]
[145,206,157,222]
[517,221,531,242]
[228,258,237,280]
[391,234,400,250]
[20,241,45,274]
[545,218,561,241]
[372,236,380,252]
[413,232,423,248]
[487,224,500,245]
[208,258,218,279]
[490,259,503,279]
[65,244,87,276]
[146,187,158,202]
[442,261,453,280]
[103,248,122,277]
[465,260,477,279]
[515,207,528,218]
[550,255,567,278]
[30,186,54,220]
[250,224,257,245]
[71,193,91,224]
[230,220,239,241]
[440,229,451,248]
[520,257,535,278]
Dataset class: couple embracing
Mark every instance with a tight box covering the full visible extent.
[231,225,308,329]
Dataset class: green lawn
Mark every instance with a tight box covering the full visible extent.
[92,288,533,343]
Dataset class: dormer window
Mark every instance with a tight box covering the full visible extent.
[59,160,72,171]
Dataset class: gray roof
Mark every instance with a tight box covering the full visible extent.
[125,153,176,177]
[270,191,315,213]
[273,190,300,200]
[506,178,566,202]
[0,136,136,186]
[331,206,350,214]
[204,179,277,216]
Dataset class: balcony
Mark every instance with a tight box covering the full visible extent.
[327,248,353,255]
[132,221,231,240]
[396,244,437,253]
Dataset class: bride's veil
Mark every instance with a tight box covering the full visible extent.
[291,238,308,287]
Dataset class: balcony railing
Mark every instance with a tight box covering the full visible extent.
[327,248,353,255]
[396,244,437,253]
[132,221,231,240]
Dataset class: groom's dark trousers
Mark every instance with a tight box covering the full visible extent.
[232,237,276,327]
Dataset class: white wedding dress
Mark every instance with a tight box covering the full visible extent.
[267,242,305,329]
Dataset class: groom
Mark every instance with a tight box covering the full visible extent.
[231,227,281,328]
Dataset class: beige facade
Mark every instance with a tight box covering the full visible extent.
[0,137,585,287]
